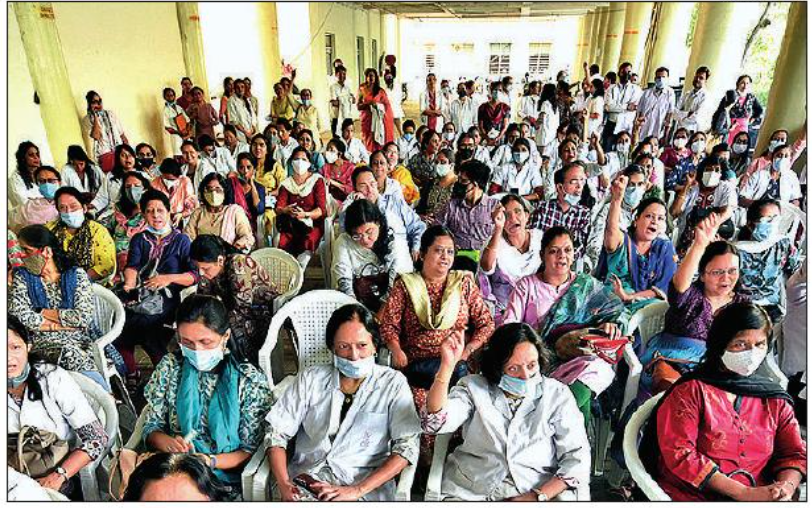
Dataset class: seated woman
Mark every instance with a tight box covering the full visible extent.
[322,138,355,205]
[184,173,254,251]
[190,235,279,365]
[296,129,325,173]
[595,175,677,313]
[61,145,104,205]
[378,225,494,463]
[644,303,806,502]
[275,147,327,264]
[639,214,748,400]
[267,304,420,502]
[736,199,800,324]
[231,153,266,231]
[665,130,707,192]
[479,194,542,326]
[658,127,691,173]
[124,453,230,501]
[109,172,150,280]
[10,166,60,231]
[422,323,590,501]
[503,226,629,424]
[47,187,116,283]
[92,144,146,223]
[488,138,545,203]
[10,141,43,213]
[331,199,397,311]
[9,226,103,385]
[142,295,271,498]
[671,154,737,258]
[416,148,456,223]
[7,315,110,498]
[383,141,420,206]
[151,158,197,228]
[116,190,197,376]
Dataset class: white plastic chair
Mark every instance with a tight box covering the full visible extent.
[623,301,669,405]
[776,201,805,241]
[179,284,198,302]
[623,393,670,501]
[90,285,126,389]
[68,372,120,501]
[249,248,304,313]
[424,433,453,501]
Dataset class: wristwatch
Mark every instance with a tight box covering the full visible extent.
[55,466,69,482]
[533,488,549,502]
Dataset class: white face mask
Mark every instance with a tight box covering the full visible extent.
[616,142,631,155]
[334,354,375,379]
[444,132,456,142]
[292,159,311,175]
[435,163,453,177]
[691,140,706,154]
[324,151,338,164]
[721,347,768,377]
[773,157,791,173]
[732,142,749,155]
[702,171,721,188]
[673,138,687,150]
[163,178,178,190]
[512,151,530,165]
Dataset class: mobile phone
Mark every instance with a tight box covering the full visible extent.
[293,473,320,495]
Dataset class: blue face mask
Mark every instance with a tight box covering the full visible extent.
[404,132,414,142]
[38,182,58,200]
[654,77,665,89]
[498,373,540,398]
[60,210,85,229]
[8,363,30,389]
[623,186,645,209]
[334,355,375,379]
[752,221,774,242]
[563,192,581,207]
[180,343,225,372]
[146,224,172,236]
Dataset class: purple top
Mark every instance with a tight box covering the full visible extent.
[664,282,748,341]
[433,196,499,251]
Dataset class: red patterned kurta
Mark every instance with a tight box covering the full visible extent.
[655,379,806,501]
[275,179,327,256]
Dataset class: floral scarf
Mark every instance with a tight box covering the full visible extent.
[52,219,94,272]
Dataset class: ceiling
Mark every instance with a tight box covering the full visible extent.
[345,2,608,19]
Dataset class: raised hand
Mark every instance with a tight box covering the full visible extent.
[491,204,506,231]
[610,175,628,202]
[694,213,720,247]
[440,330,466,368]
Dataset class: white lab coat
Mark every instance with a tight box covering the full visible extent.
[739,167,802,203]
[343,137,370,165]
[450,97,479,135]
[201,146,237,177]
[604,83,643,134]
[420,89,448,132]
[492,161,545,196]
[60,163,105,195]
[428,375,590,501]
[267,364,421,501]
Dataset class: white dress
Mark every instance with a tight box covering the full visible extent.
[387,82,405,118]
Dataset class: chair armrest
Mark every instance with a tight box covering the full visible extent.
[395,461,416,501]
[621,344,642,414]
[242,441,270,501]
[425,433,451,501]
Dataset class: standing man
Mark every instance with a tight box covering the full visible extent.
[602,62,642,151]
[420,73,447,133]
[176,77,194,110]
[329,65,355,138]
[636,67,676,141]
[518,81,541,135]
[450,80,478,135]
[673,66,711,134]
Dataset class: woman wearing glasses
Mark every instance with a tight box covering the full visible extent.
[638,213,748,401]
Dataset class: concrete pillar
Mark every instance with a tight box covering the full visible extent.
[580,11,597,70]
[684,3,750,131]
[619,2,654,72]
[642,3,694,84]
[13,2,83,168]
[601,3,627,73]
[593,7,610,70]
[176,3,209,98]
[573,16,588,75]
[257,2,282,93]
[756,2,807,154]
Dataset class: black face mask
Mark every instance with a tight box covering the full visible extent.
[452,182,468,200]
[137,157,154,168]
[459,148,474,160]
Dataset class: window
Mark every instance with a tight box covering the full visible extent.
[489,42,511,76]
[356,36,365,83]
[325,33,336,76]
[425,44,436,73]
[371,39,378,69]
[528,43,552,76]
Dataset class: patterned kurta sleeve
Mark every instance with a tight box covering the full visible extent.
[57,268,94,329]
[89,221,117,279]
[377,277,408,351]
[228,256,261,315]
[141,354,179,443]
[50,368,109,460]
[9,271,45,331]
[463,274,495,348]
[419,379,475,435]
[237,365,273,453]
[769,398,807,477]
[657,381,720,489]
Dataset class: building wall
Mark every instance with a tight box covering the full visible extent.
[52,2,187,159]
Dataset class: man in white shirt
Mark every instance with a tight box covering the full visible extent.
[673,66,711,135]
[341,119,370,165]
[636,67,676,140]
[497,76,515,118]
[329,65,355,137]
[420,73,447,133]
[272,119,300,168]
[518,81,541,135]
[450,80,478,135]
[198,134,236,176]
[602,62,642,151]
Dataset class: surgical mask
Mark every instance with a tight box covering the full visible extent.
[270,135,280,146]
[302,99,311,107]
[773,157,791,173]
[624,186,645,209]
[204,190,225,207]
[334,355,375,379]
[165,100,176,107]
[752,221,774,242]
[498,373,540,397]
[488,128,500,139]
[691,140,706,154]
[60,210,85,229]
[459,148,474,160]
[181,343,225,372]
[490,91,500,101]
[444,132,456,142]
[22,251,46,276]
[292,159,311,175]
[8,363,31,389]
[769,139,784,153]
[616,142,631,155]
[163,178,178,190]
[673,138,687,150]
[702,171,721,188]
[435,163,453,177]
[126,186,144,204]
[732,143,749,155]
[38,182,58,200]
[563,192,581,207]
[403,132,414,142]
[324,151,338,164]
[654,77,665,89]
[146,224,172,236]
[512,151,530,165]
[721,347,768,377]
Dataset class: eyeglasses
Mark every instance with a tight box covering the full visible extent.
[90,100,102,105]
[566,178,586,186]
[351,230,377,242]
[705,268,739,277]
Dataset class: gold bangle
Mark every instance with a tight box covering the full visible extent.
[435,376,452,384]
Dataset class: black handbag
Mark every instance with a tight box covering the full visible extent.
[403,359,468,390]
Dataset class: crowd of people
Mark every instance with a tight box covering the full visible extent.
[7,54,807,502]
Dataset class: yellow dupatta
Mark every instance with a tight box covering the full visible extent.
[400,270,468,330]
